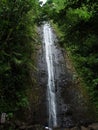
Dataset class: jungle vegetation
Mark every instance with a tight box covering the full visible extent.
[0,0,41,114]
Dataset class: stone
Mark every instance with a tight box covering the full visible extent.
[81,126,88,130]
[27,125,34,130]
[1,113,6,123]
[70,127,78,130]
[53,127,62,130]
[19,125,27,130]
[53,127,70,130]
[64,129,70,130]
[33,124,44,130]
[15,120,22,127]
[88,123,98,130]
[19,122,27,130]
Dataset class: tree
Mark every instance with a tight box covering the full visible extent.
[0,0,40,113]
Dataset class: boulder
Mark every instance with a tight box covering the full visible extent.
[27,125,34,130]
[19,125,27,130]
[70,127,79,130]
[15,120,22,127]
[53,127,62,130]
[81,126,88,130]
[88,123,98,130]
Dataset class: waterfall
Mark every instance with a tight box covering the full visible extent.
[43,23,57,128]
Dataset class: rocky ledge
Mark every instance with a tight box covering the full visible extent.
[0,122,98,130]
[53,123,98,130]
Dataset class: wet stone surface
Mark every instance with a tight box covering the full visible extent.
[37,24,95,128]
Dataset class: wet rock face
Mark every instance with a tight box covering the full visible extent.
[36,26,49,125]
[37,24,96,128]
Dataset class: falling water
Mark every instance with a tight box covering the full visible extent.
[43,23,57,128]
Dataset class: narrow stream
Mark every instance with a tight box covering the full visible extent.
[43,23,57,128]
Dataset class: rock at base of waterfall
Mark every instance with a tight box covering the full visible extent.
[81,126,88,130]
[45,126,53,130]
[88,123,98,130]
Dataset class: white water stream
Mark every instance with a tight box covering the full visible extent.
[43,23,57,128]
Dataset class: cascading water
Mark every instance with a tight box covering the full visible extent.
[43,23,57,128]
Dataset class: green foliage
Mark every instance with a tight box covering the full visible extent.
[16,91,29,107]
[0,0,40,113]
[7,112,13,119]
